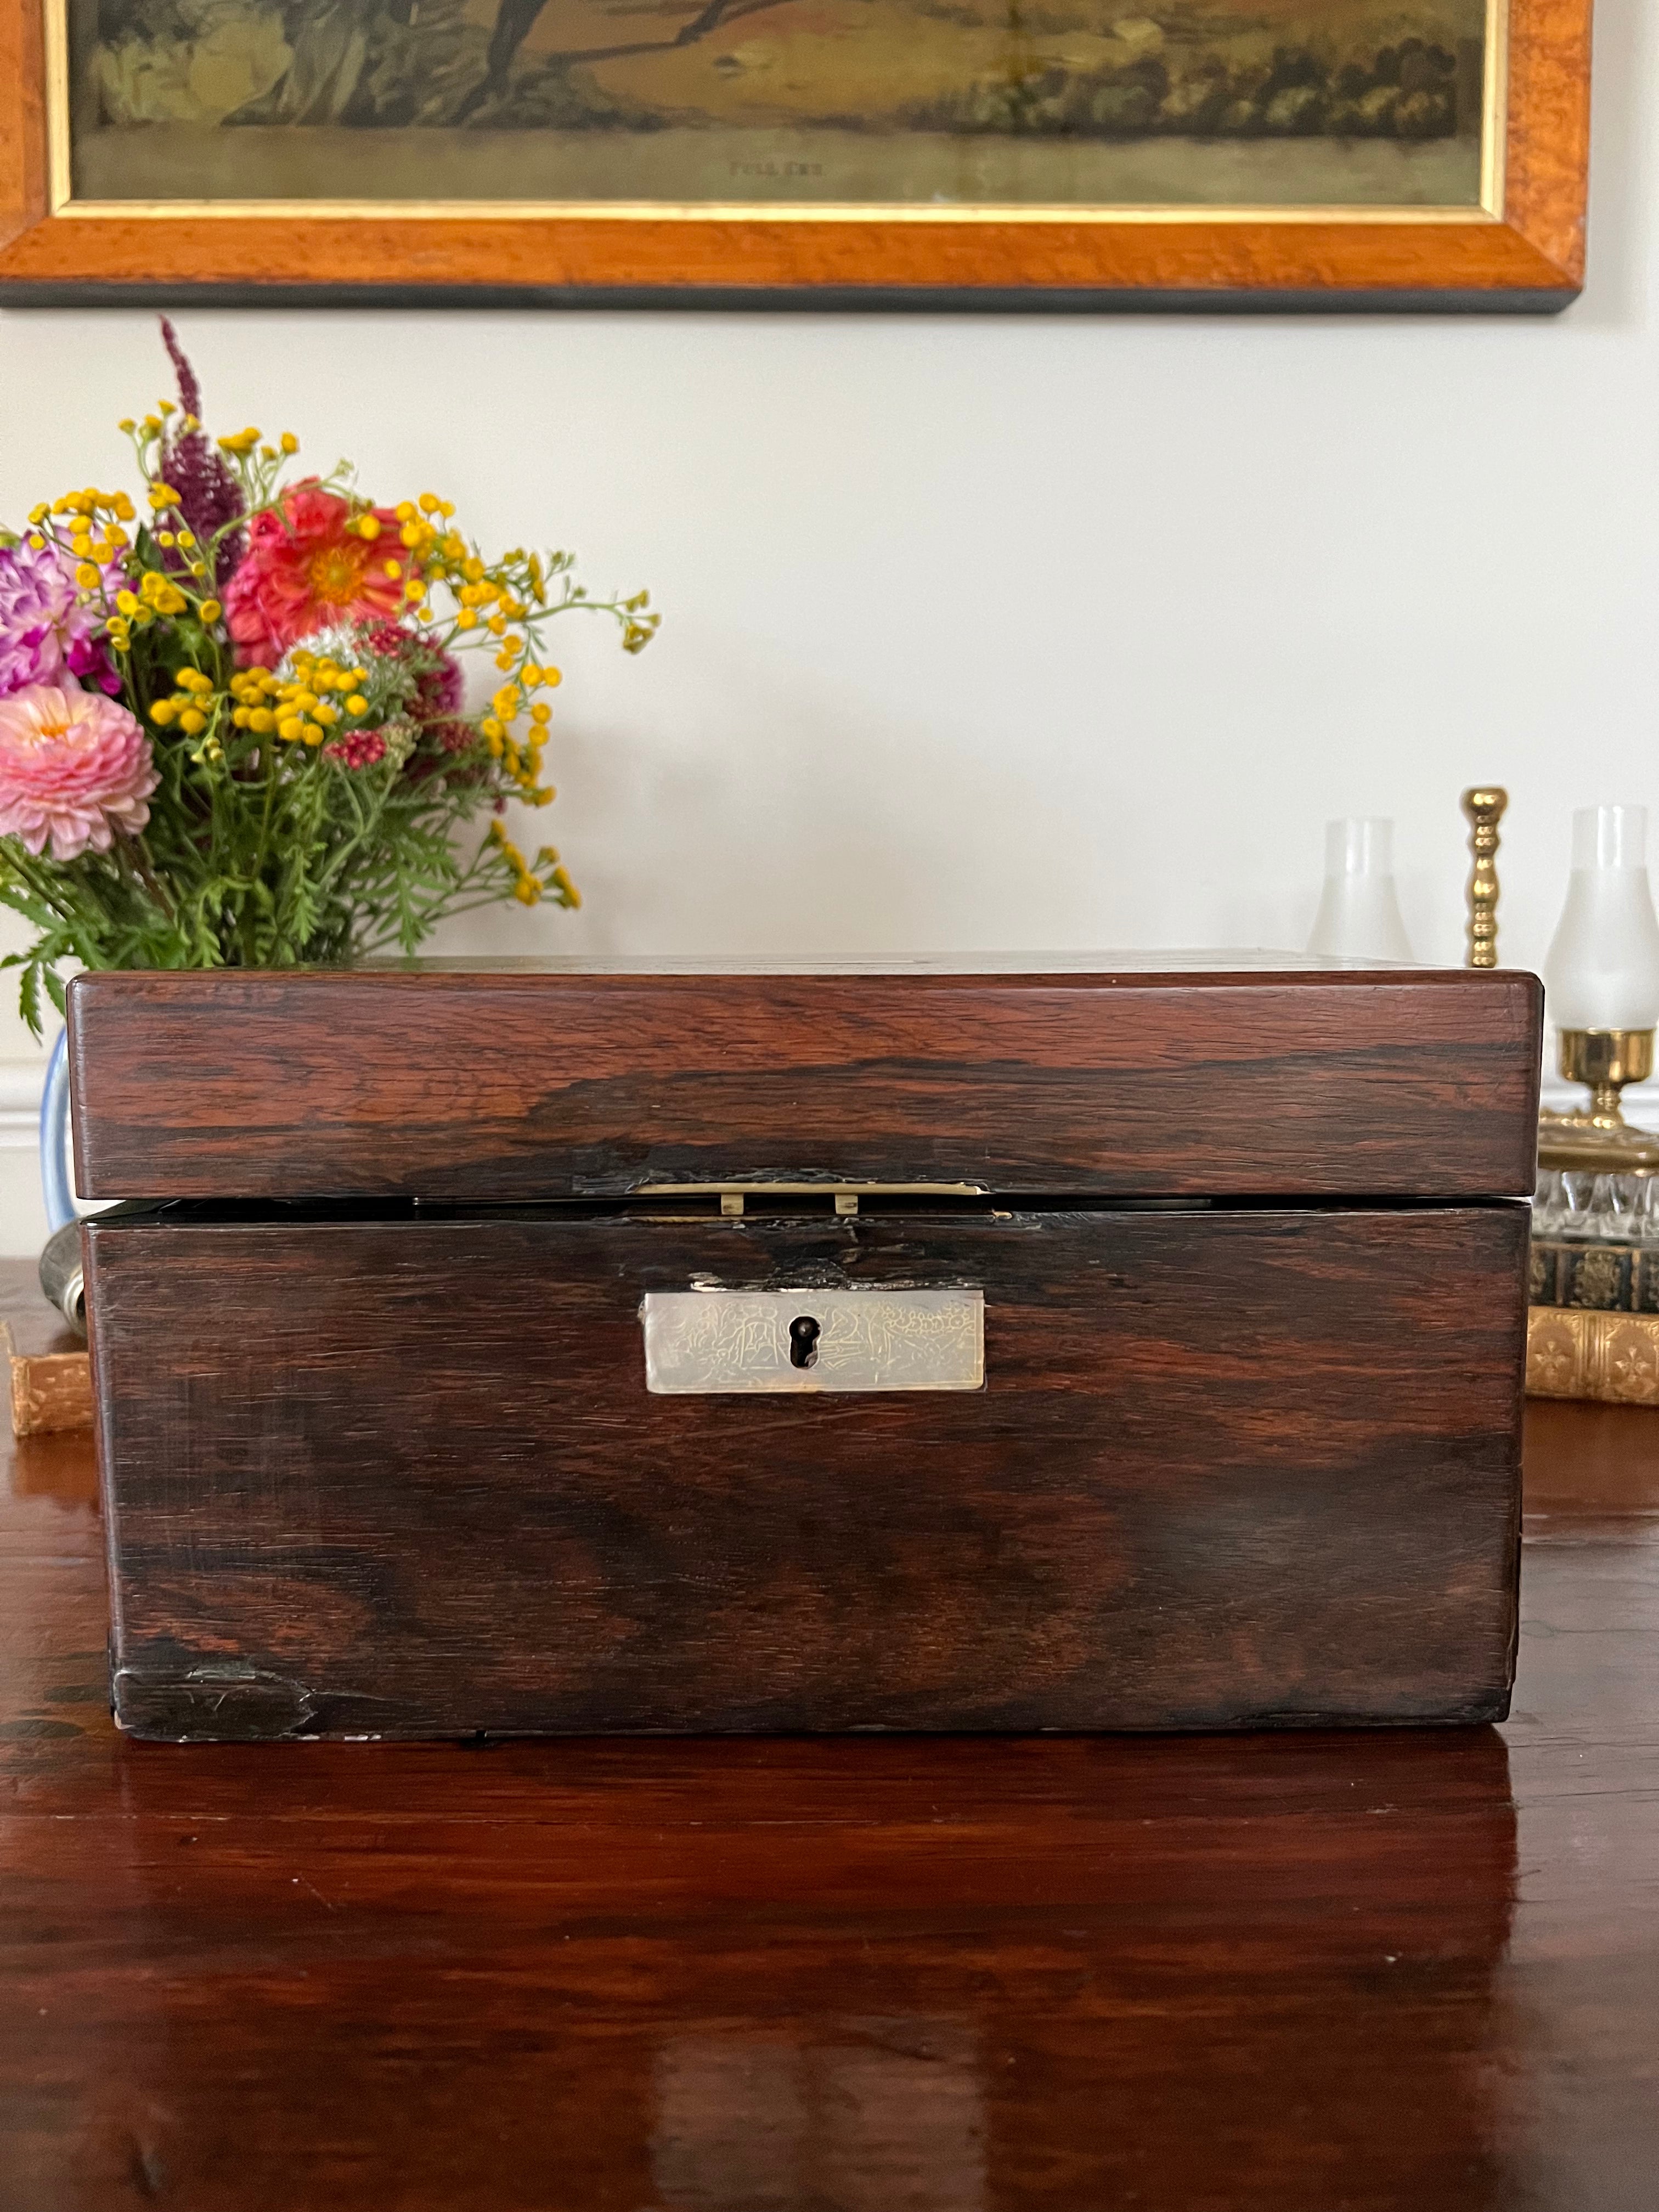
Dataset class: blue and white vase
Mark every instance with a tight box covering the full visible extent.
[38,1028,85,1333]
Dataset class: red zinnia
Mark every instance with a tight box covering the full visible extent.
[224,483,405,665]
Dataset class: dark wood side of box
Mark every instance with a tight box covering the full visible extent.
[67,968,1542,1201]
[85,1204,1528,1742]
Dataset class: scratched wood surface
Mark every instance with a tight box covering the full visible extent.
[67,966,1543,1201]
[85,1204,1528,1740]
[1,1255,1655,2209]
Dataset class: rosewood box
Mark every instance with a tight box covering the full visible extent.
[70,956,1542,1743]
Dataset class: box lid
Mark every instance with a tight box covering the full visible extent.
[66,955,1542,1202]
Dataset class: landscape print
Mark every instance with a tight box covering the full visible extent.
[67,0,1494,207]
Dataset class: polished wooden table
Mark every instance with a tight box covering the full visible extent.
[3,1267,1655,2210]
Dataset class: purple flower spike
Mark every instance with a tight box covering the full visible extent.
[158,317,246,591]
[161,317,205,423]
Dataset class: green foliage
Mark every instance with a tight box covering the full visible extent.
[2,401,656,1034]
[0,703,540,1029]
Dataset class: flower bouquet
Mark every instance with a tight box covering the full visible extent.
[0,322,657,1032]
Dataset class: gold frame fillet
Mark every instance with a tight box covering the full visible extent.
[44,0,1510,225]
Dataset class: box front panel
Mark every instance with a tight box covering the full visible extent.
[86,1206,1528,1741]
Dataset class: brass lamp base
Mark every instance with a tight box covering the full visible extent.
[1556,1027,1656,1130]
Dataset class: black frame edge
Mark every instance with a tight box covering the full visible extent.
[0,281,1580,314]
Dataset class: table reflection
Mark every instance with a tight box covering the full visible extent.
[8,1426,100,1511]
[25,1729,1516,2208]
[654,2019,983,2211]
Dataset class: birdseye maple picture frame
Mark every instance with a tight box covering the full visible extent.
[0,0,1591,308]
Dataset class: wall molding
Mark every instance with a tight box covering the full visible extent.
[0,1060,44,1152]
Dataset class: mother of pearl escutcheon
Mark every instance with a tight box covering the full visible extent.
[641,1288,985,1394]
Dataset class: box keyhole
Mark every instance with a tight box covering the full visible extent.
[788,1314,822,1370]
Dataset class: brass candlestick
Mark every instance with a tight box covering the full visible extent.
[1554,1027,1656,1131]
[1538,1029,1659,1169]
[1461,786,1507,968]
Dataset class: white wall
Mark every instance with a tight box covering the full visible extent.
[0,0,1652,1252]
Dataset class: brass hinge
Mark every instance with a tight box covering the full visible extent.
[642,1181,988,1221]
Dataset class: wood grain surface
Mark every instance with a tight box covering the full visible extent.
[1,1252,1655,2209]
[0,0,1593,304]
[67,966,1543,1201]
[86,1202,1528,1739]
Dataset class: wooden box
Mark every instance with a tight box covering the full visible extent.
[70,957,1541,1743]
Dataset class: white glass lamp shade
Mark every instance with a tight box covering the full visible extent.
[1544,805,1659,1030]
[1306,817,1415,963]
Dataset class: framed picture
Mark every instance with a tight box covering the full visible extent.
[0,0,1591,307]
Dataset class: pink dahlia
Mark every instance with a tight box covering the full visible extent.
[0,684,159,861]
[0,541,119,697]
[223,484,405,666]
